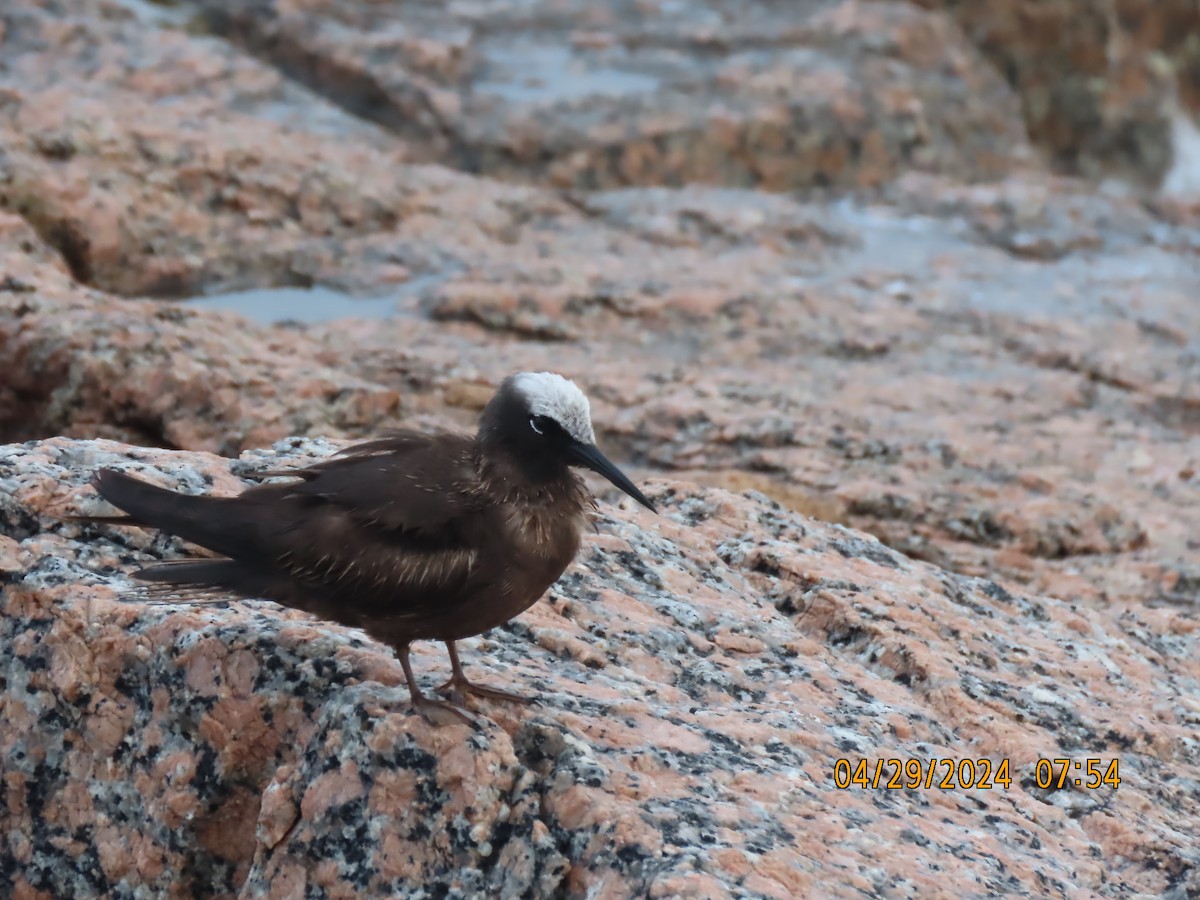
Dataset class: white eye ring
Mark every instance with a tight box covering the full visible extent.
[529,417,543,435]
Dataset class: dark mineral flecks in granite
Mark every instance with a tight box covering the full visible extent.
[2,438,1200,897]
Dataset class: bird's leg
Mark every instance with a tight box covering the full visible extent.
[395,642,473,725]
[436,641,534,706]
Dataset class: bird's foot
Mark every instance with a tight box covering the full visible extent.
[435,677,535,707]
[410,694,475,726]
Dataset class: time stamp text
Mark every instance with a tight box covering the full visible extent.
[833,758,1121,791]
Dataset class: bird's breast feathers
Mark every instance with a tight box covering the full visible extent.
[501,503,584,559]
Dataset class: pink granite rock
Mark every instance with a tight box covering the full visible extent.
[0,0,411,297]
[6,166,1200,606]
[301,172,1200,609]
[0,282,401,455]
[2,1,1200,895]
[913,0,1200,185]
[0,0,1033,303]
[2,437,1199,897]
[195,0,1031,190]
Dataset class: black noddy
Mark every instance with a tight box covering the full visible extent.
[82,372,656,722]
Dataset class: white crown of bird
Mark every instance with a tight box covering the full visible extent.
[510,372,596,445]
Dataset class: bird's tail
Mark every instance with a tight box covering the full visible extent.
[88,468,261,561]
[123,558,272,600]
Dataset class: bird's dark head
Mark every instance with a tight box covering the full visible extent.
[479,371,656,513]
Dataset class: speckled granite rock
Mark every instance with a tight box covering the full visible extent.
[3,2,1200,896]
[3,436,1200,897]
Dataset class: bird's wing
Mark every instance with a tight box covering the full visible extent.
[212,431,492,614]
[251,430,484,537]
[93,431,495,619]
[244,430,435,482]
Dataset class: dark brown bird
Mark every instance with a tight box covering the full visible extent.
[84,372,656,722]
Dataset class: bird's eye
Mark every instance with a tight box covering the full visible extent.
[529,417,544,435]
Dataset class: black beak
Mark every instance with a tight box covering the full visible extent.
[567,442,657,513]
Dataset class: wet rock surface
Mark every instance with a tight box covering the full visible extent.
[2,0,1200,896]
[4,438,1200,897]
